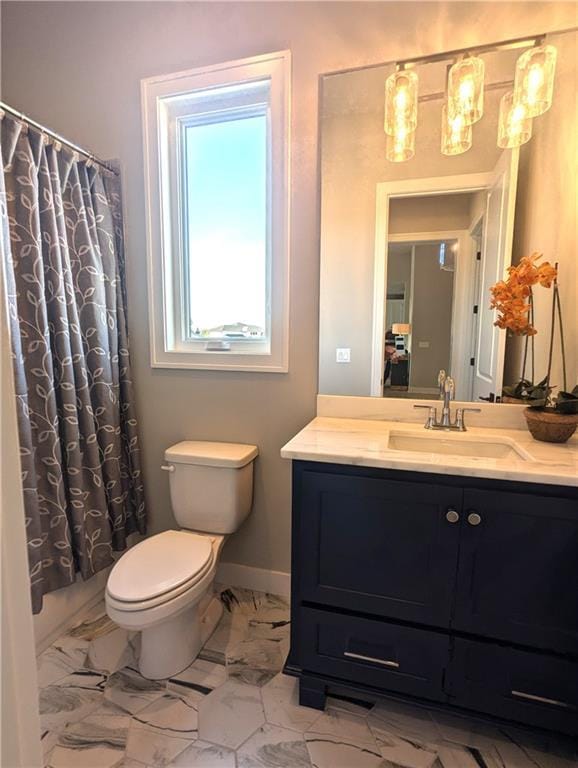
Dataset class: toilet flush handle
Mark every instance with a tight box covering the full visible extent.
[161,464,175,472]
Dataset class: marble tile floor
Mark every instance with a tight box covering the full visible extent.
[37,586,577,768]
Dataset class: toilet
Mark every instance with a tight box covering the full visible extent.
[105,440,258,680]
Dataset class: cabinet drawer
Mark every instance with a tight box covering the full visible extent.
[450,639,578,735]
[300,607,450,702]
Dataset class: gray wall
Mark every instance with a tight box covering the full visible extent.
[389,195,472,235]
[2,2,576,575]
[410,244,454,388]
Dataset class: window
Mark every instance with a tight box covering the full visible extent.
[142,51,290,370]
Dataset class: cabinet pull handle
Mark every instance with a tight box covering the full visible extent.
[467,511,482,526]
[511,690,573,709]
[446,509,459,523]
[161,464,175,472]
[343,651,400,668]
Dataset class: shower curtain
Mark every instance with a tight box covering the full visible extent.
[1,112,146,614]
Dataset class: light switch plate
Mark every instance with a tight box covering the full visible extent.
[418,341,430,348]
[336,348,351,363]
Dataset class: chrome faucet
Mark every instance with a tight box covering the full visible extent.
[414,372,481,431]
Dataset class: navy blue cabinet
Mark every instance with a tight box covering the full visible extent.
[298,470,462,625]
[288,461,578,736]
[453,488,578,654]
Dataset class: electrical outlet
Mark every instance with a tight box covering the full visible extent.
[336,348,351,363]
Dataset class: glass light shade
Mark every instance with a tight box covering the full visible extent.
[441,104,472,156]
[514,44,557,117]
[384,69,418,136]
[498,91,532,148]
[386,125,415,162]
[448,56,485,125]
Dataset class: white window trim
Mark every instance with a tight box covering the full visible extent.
[141,51,291,372]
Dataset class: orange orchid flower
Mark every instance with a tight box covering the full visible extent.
[490,252,557,336]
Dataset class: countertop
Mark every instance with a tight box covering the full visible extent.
[280,417,578,487]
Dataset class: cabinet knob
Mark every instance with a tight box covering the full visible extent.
[446,509,459,523]
[468,511,482,526]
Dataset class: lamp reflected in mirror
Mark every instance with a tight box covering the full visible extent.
[386,125,416,162]
[441,103,472,156]
[514,43,557,117]
[384,68,418,135]
[448,55,485,125]
[498,91,533,148]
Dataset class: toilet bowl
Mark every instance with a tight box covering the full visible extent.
[105,441,258,679]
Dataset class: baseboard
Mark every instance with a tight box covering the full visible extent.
[34,572,109,655]
[216,562,291,598]
[34,533,142,654]
[408,386,439,394]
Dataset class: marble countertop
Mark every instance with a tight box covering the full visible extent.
[281,417,578,487]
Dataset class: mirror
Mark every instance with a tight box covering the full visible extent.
[318,29,577,402]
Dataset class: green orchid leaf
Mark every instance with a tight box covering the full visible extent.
[555,389,578,414]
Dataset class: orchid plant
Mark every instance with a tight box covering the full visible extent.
[490,253,577,413]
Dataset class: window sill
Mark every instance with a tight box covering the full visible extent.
[150,347,288,372]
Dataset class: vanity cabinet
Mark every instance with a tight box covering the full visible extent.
[288,461,578,736]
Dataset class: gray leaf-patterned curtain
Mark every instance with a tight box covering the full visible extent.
[1,112,146,614]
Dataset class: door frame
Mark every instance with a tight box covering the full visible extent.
[467,215,485,400]
[371,173,493,397]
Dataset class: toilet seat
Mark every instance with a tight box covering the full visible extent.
[107,530,214,610]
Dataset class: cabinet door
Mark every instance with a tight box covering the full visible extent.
[298,470,462,627]
[453,488,578,654]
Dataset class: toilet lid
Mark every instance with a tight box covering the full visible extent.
[107,531,213,602]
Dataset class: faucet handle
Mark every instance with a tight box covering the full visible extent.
[455,406,481,431]
[444,376,455,399]
[414,404,438,429]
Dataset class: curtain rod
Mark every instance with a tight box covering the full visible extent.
[0,100,119,176]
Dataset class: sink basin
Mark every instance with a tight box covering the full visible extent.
[388,430,530,461]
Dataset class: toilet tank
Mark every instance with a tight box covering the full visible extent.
[163,441,258,534]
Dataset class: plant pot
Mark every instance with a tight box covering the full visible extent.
[501,396,527,405]
[524,407,578,444]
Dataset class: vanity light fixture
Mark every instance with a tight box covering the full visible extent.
[514,42,557,117]
[447,55,485,125]
[498,90,533,148]
[441,103,472,156]
[382,33,557,162]
[384,66,418,136]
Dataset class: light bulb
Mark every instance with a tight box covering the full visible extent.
[441,103,472,156]
[497,91,532,149]
[386,124,415,162]
[514,44,556,117]
[384,68,418,136]
[448,56,484,125]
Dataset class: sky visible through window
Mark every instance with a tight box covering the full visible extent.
[185,113,267,338]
